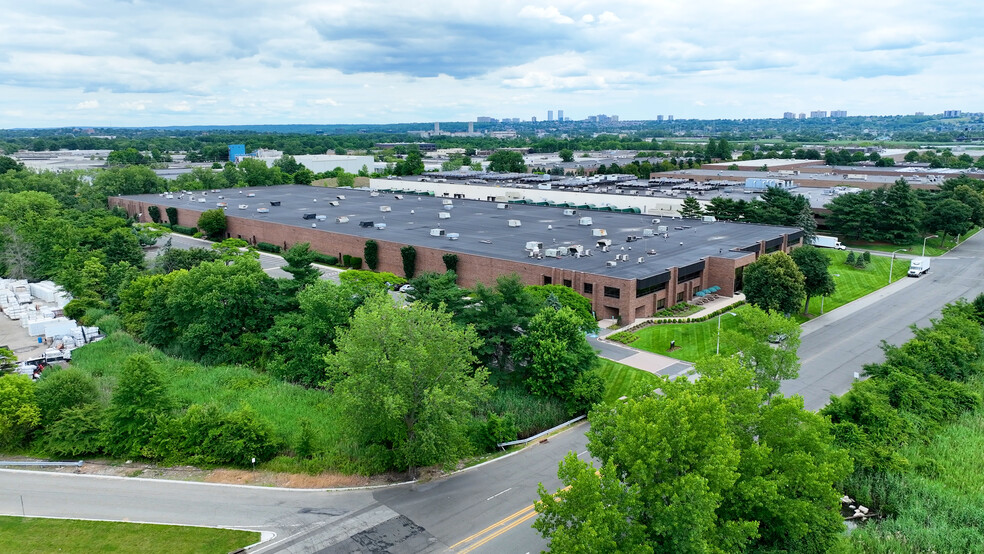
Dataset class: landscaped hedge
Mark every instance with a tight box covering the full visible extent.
[256,242,282,253]
[171,225,198,236]
[342,255,363,269]
[311,253,338,266]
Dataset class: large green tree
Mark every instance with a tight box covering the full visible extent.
[742,251,806,315]
[103,354,173,458]
[791,246,836,315]
[0,374,40,449]
[924,197,973,247]
[679,196,704,219]
[824,190,878,241]
[720,305,802,395]
[514,306,597,400]
[487,150,527,173]
[873,179,924,244]
[456,274,540,371]
[196,209,228,239]
[324,295,491,475]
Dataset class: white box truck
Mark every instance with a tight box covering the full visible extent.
[811,235,846,250]
[908,258,930,277]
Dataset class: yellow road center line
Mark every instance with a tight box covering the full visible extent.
[448,504,536,549]
[458,510,540,554]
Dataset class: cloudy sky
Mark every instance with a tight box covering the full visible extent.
[2,1,981,127]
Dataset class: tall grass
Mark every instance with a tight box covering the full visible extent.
[483,385,568,439]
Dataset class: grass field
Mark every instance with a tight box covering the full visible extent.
[842,227,979,257]
[595,358,660,403]
[624,247,908,361]
[0,517,258,554]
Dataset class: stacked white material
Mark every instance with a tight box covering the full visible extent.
[29,281,59,303]
[28,318,60,336]
[15,291,31,304]
[53,291,71,309]
[42,319,77,339]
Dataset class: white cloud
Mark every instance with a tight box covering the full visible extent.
[166,101,192,112]
[597,11,620,23]
[580,14,595,23]
[518,5,575,24]
[313,97,339,106]
[75,100,99,109]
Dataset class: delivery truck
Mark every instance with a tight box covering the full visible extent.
[908,257,931,277]
[810,235,846,250]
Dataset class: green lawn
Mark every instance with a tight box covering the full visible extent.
[595,358,661,403]
[628,307,746,362]
[842,227,979,257]
[798,249,909,323]
[0,516,258,554]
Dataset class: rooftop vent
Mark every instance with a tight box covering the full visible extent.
[508,220,521,227]
[439,212,451,219]
[336,216,349,223]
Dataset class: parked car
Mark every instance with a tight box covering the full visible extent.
[398,284,415,293]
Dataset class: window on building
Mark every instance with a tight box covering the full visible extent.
[604,286,621,299]
[657,298,666,309]
[583,283,593,294]
[676,292,685,302]
[636,281,667,298]
[677,270,702,283]
[563,279,572,288]
[543,275,552,285]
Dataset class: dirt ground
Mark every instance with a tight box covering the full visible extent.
[3,456,411,489]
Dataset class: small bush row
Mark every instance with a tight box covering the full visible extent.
[256,242,282,253]
[171,225,198,235]
[342,255,363,269]
[311,253,338,266]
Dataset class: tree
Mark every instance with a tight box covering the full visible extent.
[924,198,973,247]
[873,179,923,244]
[515,307,598,403]
[196,209,227,239]
[103,354,174,458]
[791,246,836,315]
[281,242,320,286]
[102,227,144,268]
[679,196,703,219]
[153,242,220,274]
[720,305,802,395]
[0,375,41,449]
[407,271,468,314]
[0,155,25,173]
[559,149,574,162]
[742,251,805,315]
[324,296,491,475]
[34,368,100,426]
[824,190,878,241]
[487,150,527,173]
[400,245,417,279]
[0,346,15,375]
[457,274,540,371]
[165,207,178,225]
[442,253,458,273]
[395,151,424,176]
[796,202,818,244]
[147,205,161,223]
[525,285,596,331]
[0,225,34,279]
[364,239,379,271]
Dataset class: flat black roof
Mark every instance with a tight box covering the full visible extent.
[120,185,799,281]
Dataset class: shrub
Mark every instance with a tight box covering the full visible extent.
[43,403,105,457]
[103,354,174,459]
[147,205,161,223]
[0,375,41,449]
[171,224,198,235]
[196,209,228,239]
[165,207,179,225]
[564,369,605,416]
[846,251,856,264]
[152,404,279,467]
[342,254,352,267]
[607,331,638,344]
[256,242,281,253]
[364,240,379,270]
[311,253,338,265]
[401,245,417,279]
[863,251,872,263]
[34,368,100,426]
[94,313,122,335]
[471,412,518,451]
[348,256,363,269]
[443,253,459,273]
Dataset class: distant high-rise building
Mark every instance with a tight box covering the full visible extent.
[558,109,564,121]
[611,115,619,122]
[915,111,925,116]
[810,110,828,118]
[467,122,474,133]
[798,113,806,119]
[830,110,847,118]
[657,115,664,122]
[783,112,795,119]
[943,110,962,118]
[477,116,494,123]
[531,116,537,123]
[667,115,674,121]
[547,110,554,121]
[434,122,440,133]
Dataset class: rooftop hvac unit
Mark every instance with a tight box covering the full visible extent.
[606,260,617,267]
[247,193,256,197]
[525,241,544,251]
[596,239,612,247]
[375,223,387,230]
[359,220,374,227]
[642,228,655,237]
[621,254,630,261]
[238,204,248,209]
[579,217,593,226]
[394,195,403,200]
[563,209,577,216]
[370,191,380,197]
[439,212,451,219]
[269,201,281,206]
[448,233,460,240]
[336,216,349,223]
[311,223,317,228]
[316,215,328,221]
[216,202,227,208]
[337,195,346,200]
[256,207,269,213]
[497,203,508,209]
[312,199,317,202]
[508,219,521,227]
[430,228,446,237]
[652,218,660,224]
[165,193,174,199]
[380,206,392,212]
[443,199,453,205]
[592,228,608,237]
[544,249,560,258]
[329,201,340,206]
[443,205,453,211]
[638,257,645,264]
[657,225,668,233]
[197,198,206,203]
[702,215,716,222]
[302,213,316,220]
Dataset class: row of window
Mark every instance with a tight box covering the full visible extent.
[543,275,619,299]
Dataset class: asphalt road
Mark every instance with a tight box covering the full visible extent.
[783,231,984,410]
[9,231,981,552]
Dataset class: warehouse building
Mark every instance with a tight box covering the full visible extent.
[110,185,802,325]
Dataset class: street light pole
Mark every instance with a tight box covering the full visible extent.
[889,248,907,284]
[716,311,737,355]
[922,235,938,257]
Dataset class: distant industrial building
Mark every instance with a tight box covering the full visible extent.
[943,110,962,118]
[830,110,847,118]
[477,116,495,123]
[374,142,437,152]
[112,185,802,325]
[667,115,674,121]
[228,144,246,162]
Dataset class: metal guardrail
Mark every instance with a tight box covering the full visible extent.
[497,415,586,448]
[0,460,84,467]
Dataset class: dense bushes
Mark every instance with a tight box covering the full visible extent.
[310,253,338,266]
[171,225,197,235]
[165,206,178,225]
[256,242,281,253]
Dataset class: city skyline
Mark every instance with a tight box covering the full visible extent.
[1,1,981,128]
